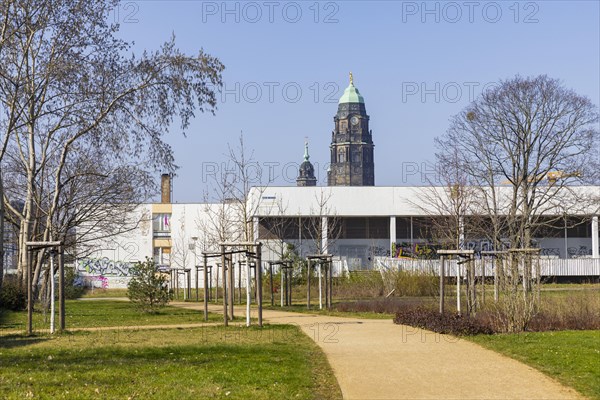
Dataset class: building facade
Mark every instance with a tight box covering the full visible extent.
[74,185,600,288]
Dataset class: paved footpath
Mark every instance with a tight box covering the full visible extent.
[174,302,583,400]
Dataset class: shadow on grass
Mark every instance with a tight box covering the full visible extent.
[0,334,50,349]
[0,340,321,399]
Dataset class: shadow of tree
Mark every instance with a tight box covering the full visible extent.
[0,335,50,349]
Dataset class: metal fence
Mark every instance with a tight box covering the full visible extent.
[374,257,600,277]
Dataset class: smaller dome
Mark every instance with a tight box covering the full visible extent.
[338,72,365,104]
[297,140,317,187]
[299,160,315,177]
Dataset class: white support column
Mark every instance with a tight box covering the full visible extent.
[321,217,329,254]
[592,216,599,258]
[390,216,396,257]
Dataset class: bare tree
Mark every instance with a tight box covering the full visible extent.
[0,168,4,287]
[226,134,271,243]
[259,198,293,261]
[305,188,341,256]
[0,0,224,295]
[437,75,599,253]
[410,156,481,313]
[171,208,191,270]
[0,0,21,289]
[436,75,599,330]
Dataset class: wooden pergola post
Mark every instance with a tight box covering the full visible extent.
[25,241,63,335]
[307,259,311,309]
[221,245,228,326]
[58,246,65,331]
[439,255,445,314]
[328,260,333,309]
[238,260,242,305]
[26,247,32,336]
[269,262,274,306]
[196,264,199,302]
[280,264,284,306]
[228,254,234,320]
[246,255,251,326]
[256,243,263,327]
[437,250,475,316]
[203,254,208,321]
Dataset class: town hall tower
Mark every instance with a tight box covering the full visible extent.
[327,73,375,186]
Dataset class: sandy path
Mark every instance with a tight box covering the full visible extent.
[173,302,584,400]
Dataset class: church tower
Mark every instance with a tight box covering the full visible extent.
[296,140,317,186]
[327,73,375,186]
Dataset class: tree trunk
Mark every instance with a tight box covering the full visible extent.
[0,170,4,289]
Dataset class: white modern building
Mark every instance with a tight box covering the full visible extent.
[75,182,600,288]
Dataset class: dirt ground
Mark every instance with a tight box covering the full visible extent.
[175,302,584,400]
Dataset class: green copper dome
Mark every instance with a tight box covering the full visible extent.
[338,72,365,104]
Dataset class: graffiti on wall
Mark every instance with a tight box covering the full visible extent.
[393,242,440,259]
[368,245,390,258]
[77,258,132,277]
[540,248,561,257]
[75,274,130,289]
[567,246,591,258]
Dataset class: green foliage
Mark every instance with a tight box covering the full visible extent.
[0,276,27,311]
[127,258,172,313]
[64,267,86,300]
[0,300,221,332]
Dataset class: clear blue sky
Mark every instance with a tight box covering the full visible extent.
[115,1,600,202]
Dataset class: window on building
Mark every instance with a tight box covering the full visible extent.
[153,247,171,266]
[259,217,300,240]
[338,149,346,163]
[153,213,171,237]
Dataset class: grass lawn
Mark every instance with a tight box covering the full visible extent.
[81,288,128,298]
[469,330,600,400]
[0,300,224,333]
[0,325,342,399]
[263,303,394,319]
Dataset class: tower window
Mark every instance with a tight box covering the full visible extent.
[338,149,346,163]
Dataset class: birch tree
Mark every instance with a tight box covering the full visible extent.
[0,0,224,294]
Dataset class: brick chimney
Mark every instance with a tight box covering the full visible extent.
[160,174,171,204]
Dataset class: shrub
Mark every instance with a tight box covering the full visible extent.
[127,258,172,313]
[381,269,438,297]
[335,297,434,314]
[64,267,87,299]
[335,271,384,299]
[0,276,27,311]
[521,293,599,331]
[394,306,494,336]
